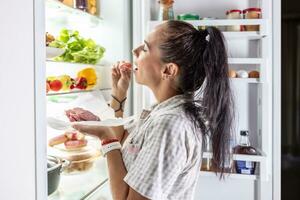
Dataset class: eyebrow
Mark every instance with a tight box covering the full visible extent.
[144,40,150,49]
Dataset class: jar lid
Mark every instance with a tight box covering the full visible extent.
[243,8,262,13]
[226,9,242,15]
[177,13,200,20]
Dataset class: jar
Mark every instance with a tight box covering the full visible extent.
[243,8,262,31]
[226,10,242,32]
[87,0,97,15]
[158,0,175,21]
[74,0,88,12]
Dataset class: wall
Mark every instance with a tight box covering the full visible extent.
[0,0,44,199]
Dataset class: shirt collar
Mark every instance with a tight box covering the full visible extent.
[139,95,186,120]
[151,94,186,112]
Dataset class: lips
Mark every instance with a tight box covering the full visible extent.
[133,63,138,71]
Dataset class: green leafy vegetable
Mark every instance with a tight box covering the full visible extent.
[49,29,105,64]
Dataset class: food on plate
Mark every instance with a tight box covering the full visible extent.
[48,131,87,150]
[75,77,88,90]
[228,69,237,78]
[236,70,249,78]
[65,131,85,140]
[248,70,260,78]
[49,29,105,64]
[49,80,63,91]
[77,68,97,88]
[65,107,100,122]
[49,134,68,147]
[119,62,132,70]
[58,75,72,91]
[46,32,55,46]
[64,139,88,150]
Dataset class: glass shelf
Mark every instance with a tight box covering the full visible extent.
[47,88,111,96]
[46,0,102,27]
[48,157,108,200]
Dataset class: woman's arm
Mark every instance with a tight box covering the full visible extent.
[72,124,148,200]
[109,61,131,142]
[104,149,150,200]
[110,94,126,142]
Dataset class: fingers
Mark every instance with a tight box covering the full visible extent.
[120,67,132,81]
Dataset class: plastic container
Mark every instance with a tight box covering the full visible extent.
[243,8,262,31]
[177,13,200,20]
[48,135,101,174]
[226,10,242,31]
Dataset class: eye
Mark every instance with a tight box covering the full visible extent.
[142,44,148,52]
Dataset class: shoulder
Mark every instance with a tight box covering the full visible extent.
[146,111,194,140]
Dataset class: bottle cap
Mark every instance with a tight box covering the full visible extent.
[240,130,249,136]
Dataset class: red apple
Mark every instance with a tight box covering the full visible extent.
[49,80,63,91]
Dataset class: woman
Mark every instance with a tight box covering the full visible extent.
[73,20,234,200]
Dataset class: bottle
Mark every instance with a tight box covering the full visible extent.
[234,130,258,175]
[87,0,97,15]
[201,134,212,171]
[74,0,88,12]
[158,0,174,21]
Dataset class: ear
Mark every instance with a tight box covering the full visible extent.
[161,63,180,80]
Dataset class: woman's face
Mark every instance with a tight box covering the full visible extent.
[132,27,164,89]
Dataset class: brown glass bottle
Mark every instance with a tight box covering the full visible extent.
[233,130,258,175]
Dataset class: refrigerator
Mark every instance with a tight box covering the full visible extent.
[0,0,281,200]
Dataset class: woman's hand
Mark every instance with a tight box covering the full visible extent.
[72,125,116,141]
[111,61,132,99]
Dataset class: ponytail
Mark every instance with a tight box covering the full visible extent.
[201,27,234,175]
[159,21,234,177]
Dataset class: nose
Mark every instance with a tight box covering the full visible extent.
[132,48,138,57]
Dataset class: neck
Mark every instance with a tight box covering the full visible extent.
[151,83,180,103]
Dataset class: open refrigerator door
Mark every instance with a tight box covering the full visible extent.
[45,0,131,199]
[132,0,274,200]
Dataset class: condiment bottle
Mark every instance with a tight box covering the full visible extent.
[234,130,258,175]
[158,0,175,21]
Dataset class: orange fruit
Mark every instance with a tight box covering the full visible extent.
[77,68,97,89]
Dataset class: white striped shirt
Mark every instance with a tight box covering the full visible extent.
[122,95,202,200]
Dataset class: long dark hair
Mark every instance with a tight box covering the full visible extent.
[159,20,234,176]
